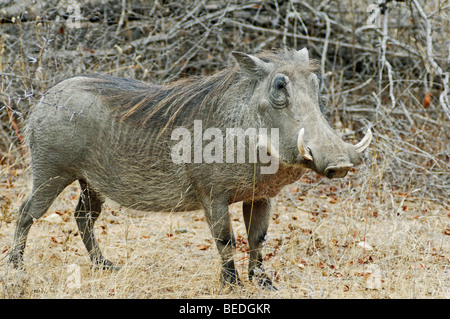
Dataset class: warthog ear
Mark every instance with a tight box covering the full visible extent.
[294,48,309,66]
[232,51,273,78]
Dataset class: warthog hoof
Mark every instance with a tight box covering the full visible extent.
[93,259,120,271]
[254,276,278,291]
[220,268,241,288]
[249,267,278,291]
[8,254,24,270]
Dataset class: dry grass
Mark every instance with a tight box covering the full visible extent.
[0,152,448,299]
[0,0,449,299]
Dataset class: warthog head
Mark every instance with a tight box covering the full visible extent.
[232,48,371,178]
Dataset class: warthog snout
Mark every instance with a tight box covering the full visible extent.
[297,127,372,178]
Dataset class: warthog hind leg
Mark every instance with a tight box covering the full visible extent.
[75,179,119,270]
[9,174,74,268]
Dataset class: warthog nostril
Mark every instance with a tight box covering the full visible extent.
[326,169,336,179]
[324,164,353,179]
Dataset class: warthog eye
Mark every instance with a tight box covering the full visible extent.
[270,75,289,108]
[274,76,286,90]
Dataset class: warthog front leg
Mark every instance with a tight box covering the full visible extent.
[243,198,277,290]
[202,198,240,287]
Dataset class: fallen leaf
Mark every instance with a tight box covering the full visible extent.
[411,263,426,269]
[423,92,431,107]
[289,186,299,193]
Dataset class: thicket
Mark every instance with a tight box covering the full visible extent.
[0,0,448,201]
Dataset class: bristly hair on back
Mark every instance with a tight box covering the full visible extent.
[86,49,319,132]
[85,65,240,133]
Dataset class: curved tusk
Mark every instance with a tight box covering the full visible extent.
[354,128,372,153]
[297,128,313,161]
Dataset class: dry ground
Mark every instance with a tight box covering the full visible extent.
[1,153,448,299]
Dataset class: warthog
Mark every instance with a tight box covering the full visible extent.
[9,48,371,290]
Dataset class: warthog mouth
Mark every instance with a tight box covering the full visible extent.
[324,163,354,179]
